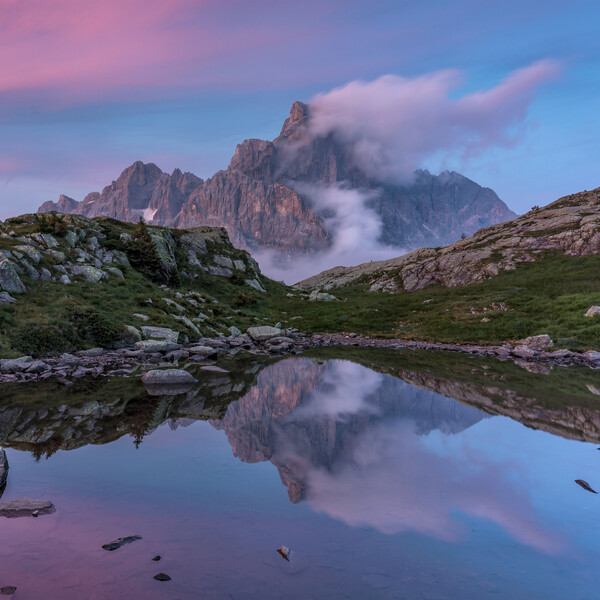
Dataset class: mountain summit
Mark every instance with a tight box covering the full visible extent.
[38,102,516,252]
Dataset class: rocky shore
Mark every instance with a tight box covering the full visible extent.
[0,326,598,385]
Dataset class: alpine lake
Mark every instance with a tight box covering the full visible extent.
[1,346,600,599]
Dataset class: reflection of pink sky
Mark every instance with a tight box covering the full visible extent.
[303,420,564,554]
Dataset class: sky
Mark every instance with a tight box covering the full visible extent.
[1,0,599,220]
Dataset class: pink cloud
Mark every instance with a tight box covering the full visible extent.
[307,60,561,181]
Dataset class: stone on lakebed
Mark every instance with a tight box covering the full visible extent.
[0,497,55,518]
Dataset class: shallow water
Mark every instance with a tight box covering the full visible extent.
[2,352,600,599]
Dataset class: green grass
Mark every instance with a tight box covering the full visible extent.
[269,253,600,351]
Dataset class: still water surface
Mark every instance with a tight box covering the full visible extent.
[1,352,600,599]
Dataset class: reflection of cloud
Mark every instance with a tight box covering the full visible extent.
[304,420,563,554]
[286,360,383,420]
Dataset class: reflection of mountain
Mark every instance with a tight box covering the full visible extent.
[211,358,487,502]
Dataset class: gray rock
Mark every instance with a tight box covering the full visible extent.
[134,340,180,352]
[40,267,52,281]
[0,258,26,293]
[214,255,234,269]
[309,290,337,302]
[515,334,553,351]
[0,292,16,303]
[229,326,242,337]
[0,356,33,374]
[206,265,233,278]
[187,345,218,357]
[79,348,104,357]
[71,265,106,283]
[106,267,124,279]
[585,306,600,317]
[64,230,78,247]
[125,325,142,342]
[233,260,246,271]
[59,274,72,284]
[165,298,186,312]
[247,326,282,341]
[172,315,200,335]
[245,278,266,293]
[25,360,50,374]
[14,245,41,264]
[0,497,55,518]
[140,326,179,342]
[0,586,16,596]
[132,313,150,321]
[141,369,197,385]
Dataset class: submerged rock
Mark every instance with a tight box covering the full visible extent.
[153,573,172,582]
[142,369,197,385]
[0,450,8,489]
[574,479,598,494]
[0,586,16,596]
[102,535,142,551]
[277,545,291,561]
[0,497,55,518]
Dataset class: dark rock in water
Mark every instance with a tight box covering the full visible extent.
[0,586,17,595]
[0,497,55,518]
[153,573,171,581]
[0,450,8,490]
[277,545,291,561]
[102,535,142,551]
[152,555,161,562]
[575,479,598,493]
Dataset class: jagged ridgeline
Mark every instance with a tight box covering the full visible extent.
[0,213,279,356]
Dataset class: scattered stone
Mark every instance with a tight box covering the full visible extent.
[102,535,142,551]
[277,545,291,561]
[141,326,179,342]
[246,326,281,342]
[133,313,150,321]
[585,306,600,317]
[200,366,229,373]
[142,369,197,385]
[124,325,142,342]
[481,317,491,323]
[0,292,16,303]
[59,274,72,284]
[134,340,180,353]
[575,479,598,494]
[153,573,171,582]
[152,555,161,562]
[71,265,106,283]
[79,348,104,357]
[309,290,337,302]
[0,497,55,518]
[229,325,242,337]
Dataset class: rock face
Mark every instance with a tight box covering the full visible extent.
[296,188,600,293]
[38,102,515,253]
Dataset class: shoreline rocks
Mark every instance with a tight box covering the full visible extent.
[0,497,55,518]
[0,327,600,387]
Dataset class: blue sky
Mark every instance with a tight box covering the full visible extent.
[1,0,599,219]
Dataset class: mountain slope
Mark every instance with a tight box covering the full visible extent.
[297,187,600,292]
[38,102,515,252]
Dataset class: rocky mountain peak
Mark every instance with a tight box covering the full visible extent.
[278,100,310,141]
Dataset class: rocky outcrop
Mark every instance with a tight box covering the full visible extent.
[38,102,515,253]
[296,187,600,293]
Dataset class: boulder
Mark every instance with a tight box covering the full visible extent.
[515,334,553,351]
[585,306,600,317]
[14,245,41,265]
[245,278,266,293]
[0,497,55,518]
[134,340,180,352]
[247,326,281,341]
[229,326,242,337]
[0,292,16,303]
[140,326,179,342]
[141,369,197,385]
[0,356,33,374]
[309,290,337,302]
[124,325,142,342]
[71,265,106,283]
[0,258,26,293]
[187,345,218,358]
[132,313,150,321]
